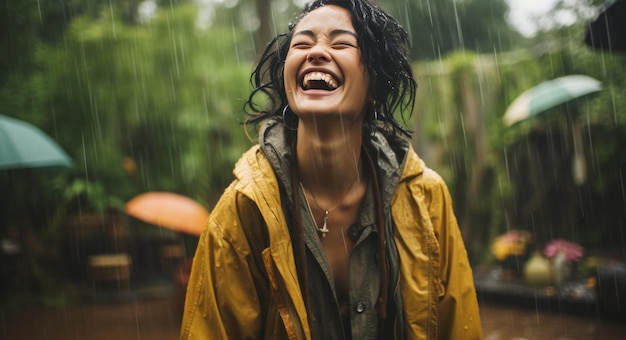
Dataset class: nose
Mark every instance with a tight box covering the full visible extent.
[307,44,330,63]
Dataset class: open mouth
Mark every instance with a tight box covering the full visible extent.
[302,71,339,91]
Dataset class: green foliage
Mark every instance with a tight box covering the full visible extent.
[415,45,626,259]
[7,3,256,212]
[384,0,522,60]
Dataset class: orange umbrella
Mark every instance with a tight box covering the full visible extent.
[125,192,209,236]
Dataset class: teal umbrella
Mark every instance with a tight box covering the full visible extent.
[0,114,73,170]
[503,75,602,127]
[503,75,603,187]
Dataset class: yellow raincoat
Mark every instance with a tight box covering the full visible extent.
[181,141,482,339]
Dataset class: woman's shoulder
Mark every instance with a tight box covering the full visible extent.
[232,145,274,185]
[402,146,445,184]
[398,147,453,205]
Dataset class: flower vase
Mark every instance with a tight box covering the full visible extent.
[551,250,571,287]
[523,251,552,287]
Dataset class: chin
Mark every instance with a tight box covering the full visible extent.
[292,100,343,115]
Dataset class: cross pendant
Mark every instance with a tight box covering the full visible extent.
[319,210,330,237]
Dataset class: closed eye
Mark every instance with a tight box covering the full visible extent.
[333,41,357,48]
[291,37,314,48]
[292,42,312,48]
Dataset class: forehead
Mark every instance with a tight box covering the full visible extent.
[294,5,355,32]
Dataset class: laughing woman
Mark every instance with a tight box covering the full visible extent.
[180,0,482,339]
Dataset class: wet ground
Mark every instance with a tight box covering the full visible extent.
[1,284,625,339]
[1,296,180,340]
[480,303,626,339]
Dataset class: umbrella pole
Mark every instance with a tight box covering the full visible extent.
[571,118,587,187]
[560,108,587,239]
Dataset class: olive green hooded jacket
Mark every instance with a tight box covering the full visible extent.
[180,128,482,340]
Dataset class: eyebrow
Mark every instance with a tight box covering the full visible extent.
[293,29,358,39]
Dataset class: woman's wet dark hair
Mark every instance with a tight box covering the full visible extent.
[244,0,417,138]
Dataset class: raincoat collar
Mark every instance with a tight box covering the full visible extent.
[257,119,417,203]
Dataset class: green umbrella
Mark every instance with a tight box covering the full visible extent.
[0,114,73,170]
[503,75,602,127]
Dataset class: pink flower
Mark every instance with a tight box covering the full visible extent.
[543,239,584,262]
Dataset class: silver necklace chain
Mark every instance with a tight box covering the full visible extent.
[299,177,358,237]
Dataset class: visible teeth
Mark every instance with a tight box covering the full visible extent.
[303,72,338,90]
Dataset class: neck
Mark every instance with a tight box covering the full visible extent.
[296,119,363,200]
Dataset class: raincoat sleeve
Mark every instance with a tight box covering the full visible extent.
[426,170,483,339]
[180,182,269,339]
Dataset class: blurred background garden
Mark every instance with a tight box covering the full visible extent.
[1,0,625,332]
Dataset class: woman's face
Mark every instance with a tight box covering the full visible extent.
[284,5,369,121]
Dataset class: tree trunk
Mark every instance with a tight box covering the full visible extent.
[256,0,272,58]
